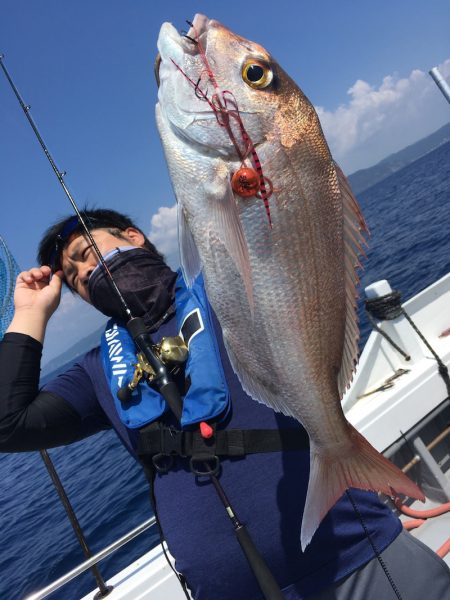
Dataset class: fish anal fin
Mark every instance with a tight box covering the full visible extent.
[301,425,424,551]
[335,163,369,396]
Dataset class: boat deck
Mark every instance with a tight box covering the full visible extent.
[79,544,187,600]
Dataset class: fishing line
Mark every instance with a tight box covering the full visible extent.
[346,490,405,600]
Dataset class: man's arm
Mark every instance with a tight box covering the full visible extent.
[0,266,109,451]
[0,332,110,452]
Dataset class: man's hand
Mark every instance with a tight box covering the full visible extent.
[6,266,64,343]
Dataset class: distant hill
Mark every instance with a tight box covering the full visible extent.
[40,324,104,382]
[348,122,450,195]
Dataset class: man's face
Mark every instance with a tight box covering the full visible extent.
[60,227,145,302]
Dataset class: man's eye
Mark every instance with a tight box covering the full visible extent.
[81,244,93,259]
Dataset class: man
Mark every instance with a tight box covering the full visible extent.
[1,208,449,600]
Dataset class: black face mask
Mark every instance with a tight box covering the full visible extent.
[88,247,177,332]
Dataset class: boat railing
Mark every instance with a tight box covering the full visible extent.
[24,516,156,600]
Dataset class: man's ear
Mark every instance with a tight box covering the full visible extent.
[123,227,146,247]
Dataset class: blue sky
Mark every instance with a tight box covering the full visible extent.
[1,0,449,364]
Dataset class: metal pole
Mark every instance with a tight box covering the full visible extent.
[429,67,450,104]
[40,450,112,598]
[24,517,156,600]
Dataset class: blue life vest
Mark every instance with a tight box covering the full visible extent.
[101,272,230,429]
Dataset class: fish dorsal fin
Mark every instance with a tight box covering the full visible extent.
[335,163,369,397]
[178,202,202,287]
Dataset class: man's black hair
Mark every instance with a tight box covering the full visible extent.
[38,208,164,272]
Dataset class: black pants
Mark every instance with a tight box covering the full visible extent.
[308,530,450,600]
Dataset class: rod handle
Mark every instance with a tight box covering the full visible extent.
[158,380,183,421]
[235,524,284,600]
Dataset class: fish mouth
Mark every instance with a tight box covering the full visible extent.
[155,14,211,89]
[155,14,263,156]
[155,15,220,119]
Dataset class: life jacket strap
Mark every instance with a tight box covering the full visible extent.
[137,422,310,470]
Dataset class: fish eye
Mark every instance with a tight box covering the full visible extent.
[242,60,273,89]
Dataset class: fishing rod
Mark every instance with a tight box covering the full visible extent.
[0,53,182,422]
[1,53,286,600]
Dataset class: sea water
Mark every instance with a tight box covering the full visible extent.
[1,141,450,600]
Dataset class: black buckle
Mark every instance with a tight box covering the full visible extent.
[189,455,220,477]
[150,426,183,473]
[152,453,174,473]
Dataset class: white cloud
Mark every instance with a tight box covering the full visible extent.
[316,59,450,173]
[148,204,180,269]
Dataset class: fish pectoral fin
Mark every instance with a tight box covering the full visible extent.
[301,426,424,551]
[178,202,202,287]
[204,173,254,311]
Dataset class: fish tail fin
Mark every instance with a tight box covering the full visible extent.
[301,425,424,551]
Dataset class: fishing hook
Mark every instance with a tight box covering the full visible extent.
[194,76,208,100]
[181,20,198,45]
[181,32,198,45]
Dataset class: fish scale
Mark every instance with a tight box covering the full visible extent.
[156,13,424,549]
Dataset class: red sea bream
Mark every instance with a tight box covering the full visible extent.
[155,13,423,549]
